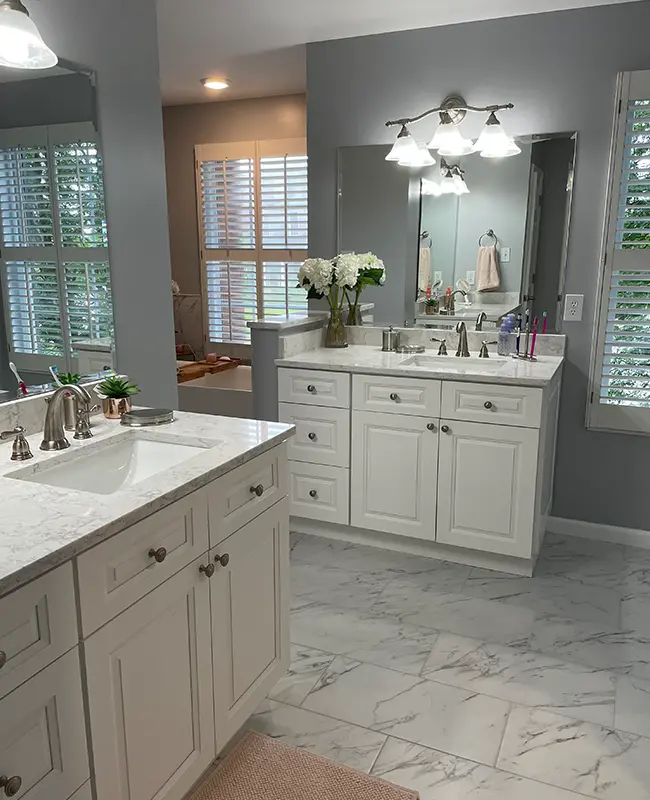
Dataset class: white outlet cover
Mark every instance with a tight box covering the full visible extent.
[501,247,511,263]
[466,270,476,285]
[434,271,442,284]
[563,293,584,322]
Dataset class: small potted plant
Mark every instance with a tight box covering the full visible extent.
[95,375,140,419]
[422,297,439,315]
[57,372,81,385]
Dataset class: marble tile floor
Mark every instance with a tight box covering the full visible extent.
[248,532,650,799]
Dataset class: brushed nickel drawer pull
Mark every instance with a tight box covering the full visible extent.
[427,423,436,431]
[250,484,264,497]
[307,384,316,393]
[199,563,215,578]
[214,553,230,567]
[441,425,451,434]
[0,651,6,670]
[308,432,317,441]
[390,393,399,401]
[0,777,22,797]
[309,489,318,498]
[148,547,167,564]
[484,401,493,409]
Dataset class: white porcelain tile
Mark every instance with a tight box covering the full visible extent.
[290,562,392,613]
[422,632,615,726]
[622,596,650,637]
[372,579,534,647]
[247,699,386,772]
[615,675,650,737]
[267,645,335,706]
[498,706,650,800]
[290,602,439,675]
[535,534,625,589]
[464,568,621,628]
[302,657,511,766]
[371,737,585,800]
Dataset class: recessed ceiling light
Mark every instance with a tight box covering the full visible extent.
[201,77,229,91]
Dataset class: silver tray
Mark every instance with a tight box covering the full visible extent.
[120,408,175,427]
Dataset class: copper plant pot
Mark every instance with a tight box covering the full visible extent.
[103,396,133,419]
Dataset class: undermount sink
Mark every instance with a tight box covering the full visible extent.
[10,435,210,495]
[399,354,509,372]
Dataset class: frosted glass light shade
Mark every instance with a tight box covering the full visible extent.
[421,178,442,196]
[453,172,470,194]
[400,142,435,168]
[428,112,473,156]
[386,125,420,162]
[474,112,521,158]
[439,172,458,194]
[0,3,57,69]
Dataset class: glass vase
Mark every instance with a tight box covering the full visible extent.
[346,302,363,326]
[325,306,348,348]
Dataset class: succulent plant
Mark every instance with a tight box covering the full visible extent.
[96,376,139,399]
[58,372,80,385]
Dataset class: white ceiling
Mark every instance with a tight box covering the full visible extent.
[156,0,638,106]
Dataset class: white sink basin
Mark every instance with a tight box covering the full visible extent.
[399,355,508,372]
[11,435,209,495]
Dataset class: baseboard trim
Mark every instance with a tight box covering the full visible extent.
[547,516,650,550]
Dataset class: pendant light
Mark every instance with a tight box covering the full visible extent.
[427,111,473,156]
[0,0,57,69]
[385,124,420,163]
[399,142,435,168]
[473,111,521,158]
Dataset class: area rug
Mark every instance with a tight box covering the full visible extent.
[190,731,419,800]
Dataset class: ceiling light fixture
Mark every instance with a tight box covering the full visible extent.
[385,124,420,163]
[201,77,230,91]
[0,0,57,70]
[473,111,521,158]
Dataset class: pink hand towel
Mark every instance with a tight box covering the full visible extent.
[476,245,501,292]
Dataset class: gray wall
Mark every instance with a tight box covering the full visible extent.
[307,1,650,531]
[32,0,177,407]
[0,73,93,129]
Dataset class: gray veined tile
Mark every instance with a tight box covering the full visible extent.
[372,579,534,647]
[422,632,615,726]
[498,705,650,800]
[290,602,439,676]
[302,656,511,766]
[247,698,386,772]
[535,534,625,588]
[464,568,621,628]
[615,674,650,737]
[267,644,335,706]
[290,561,391,613]
[371,736,586,800]
[289,532,304,551]
[621,596,650,637]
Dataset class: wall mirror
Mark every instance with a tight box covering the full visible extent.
[337,132,576,332]
[0,60,114,403]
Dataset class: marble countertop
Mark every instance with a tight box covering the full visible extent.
[276,345,563,387]
[0,411,294,598]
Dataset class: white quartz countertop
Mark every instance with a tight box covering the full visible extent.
[0,411,294,598]
[276,345,563,387]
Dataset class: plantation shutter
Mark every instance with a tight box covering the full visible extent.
[591,71,650,433]
[196,139,307,347]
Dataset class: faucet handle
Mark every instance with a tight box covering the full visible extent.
[0,427,33,461]
[73,406,95,441]
[430,337,448,355]
[478,340,499,358]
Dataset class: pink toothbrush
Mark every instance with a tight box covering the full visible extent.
[530,317,539,360]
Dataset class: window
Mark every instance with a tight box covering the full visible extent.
[0,122,112,374]
[196,139,308,347]
[590,71,650,433]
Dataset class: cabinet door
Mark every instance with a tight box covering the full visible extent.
[212,498,289,751]
[0,649,89,800]
[437,419,538,558]
[84,558,215,800]
[350,411,438,540]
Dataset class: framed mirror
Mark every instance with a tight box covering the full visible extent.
[0,60,115,402]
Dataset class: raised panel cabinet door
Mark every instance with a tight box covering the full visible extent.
[212,498,290,751]
[83,558,215,800]
[436,419,539,558]
[0,648,89,800]
[350,411,438,540]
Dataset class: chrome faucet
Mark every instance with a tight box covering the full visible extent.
[475,311,488,331]
[446,289,467,315]
[456,321,470,357]
[41,384,93,451]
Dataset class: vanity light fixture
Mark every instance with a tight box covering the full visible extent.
[399,142,436,168]
[0,0,57,69]
[201,77,230,91]
[421,178,442,197]
[385,124,421,163]
[428,111,474,156]
[473,111,521,158]
[451,165,470,194]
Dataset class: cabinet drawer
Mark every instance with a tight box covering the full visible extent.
[279,368,350,408]
[0,648,89,800]
[77,490,209,636]
[441,381,543,428]
[288,461,349,525]
[279,403,349,467]
[0,563,77,701]
[209,444,288,546]
[353,374,441,417]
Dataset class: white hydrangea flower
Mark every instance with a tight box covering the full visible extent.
[335,253,361,288]
[298,258,334,295]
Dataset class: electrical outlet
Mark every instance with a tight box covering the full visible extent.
[563,293,584,322]
[466,270,476,285]
[501,247,511,263]
[434,271,442,285]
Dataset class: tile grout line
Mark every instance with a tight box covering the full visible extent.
[366,734,389,776]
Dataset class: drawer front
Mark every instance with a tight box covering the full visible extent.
[353,374,441,417]
[77,490,210,636]
[0,563,77,701]
[441,381,543,428]
[288,461,349,525]
[278,368,350,408]
[279,403,349,467]
[0,649,89,800]
[209,444,288,546]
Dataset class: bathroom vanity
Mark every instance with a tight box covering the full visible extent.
[0,413,293,800]
[277,344,563,575]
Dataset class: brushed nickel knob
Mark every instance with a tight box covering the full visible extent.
[0,776,22,797]
[0,651,6,670]
[199,563,215,578]
[307,384,316,393]
[441,425,450,433]
[148,547,167,564]
[484,401,493,409]
[309,489,318,498]
[427,423,436,431]
[308,432,317,441]
[214,553,230,567]
[250,484,264,497]
[390,393,399,401]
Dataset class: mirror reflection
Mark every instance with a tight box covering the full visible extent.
[0,61,114,403]
[337,133,576,332]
